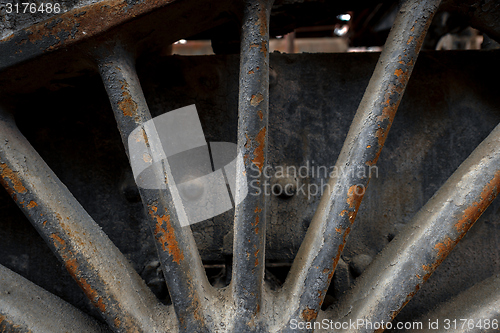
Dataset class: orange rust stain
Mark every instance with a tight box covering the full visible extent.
[367,145,371,148]
[248,70,255,74]
[255,227,259,234]
[411,26,415,32]
[150,209,184,264]
[51,234,66,248]
[323,268,329,274]
[118,84,138,118]
[0,163,27,195]
[65,258,79,277]
[261,40,268,57]
[335,227,342,233]
[254,207,262,213]
[255,258,259,267]
[340,210,348,217]
[15,0,151,45]
[455,170,500,233]
[302,307,318,322]
[26,201,38,209]
[435,237,454,261]
[1,33,15,43]
[42,220,47,226]
[253,215,259,227]
[407,36,414,45]
[78,277,106,312]
[347,185,363,210]
[252,127,266,172]
[114,318,121,328]
[256,11,268,37]
[394,68,404,77]
[257,110,264,121]
[250,93,264,106]
[348,211,357,224]
[61,256,107,313]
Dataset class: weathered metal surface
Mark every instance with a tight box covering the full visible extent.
[1,1,500,330]
[0,107,172,332]
[274,0,441,331]
[1,48,500,331]
[0,263,108,333]
[0,0,235,94]
[231,0,274,331]
[405,274,500,333]
[325,122,500,332]
[96,45,214,333]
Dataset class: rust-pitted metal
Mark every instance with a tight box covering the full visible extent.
[275,1,442,331]
[0,264,108,333]
[1,0,500,331]
[0,107,172,332]
[0,0,234,95]
[96,44,214,333]
[404,274,500,333]
[0,0,180,71]
[326,122,500,332]
[231,0,274,331]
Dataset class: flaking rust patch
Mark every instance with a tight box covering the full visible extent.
[150,208,184,264]
[252,127,266,172]
[455,170,500,233]
[302,307,318,321]
[250,93,264,106]
[434,237,454,261]
[26,200,37,209]
[0,163,27,195]
[118,80,138,117]
[346,185,363,209]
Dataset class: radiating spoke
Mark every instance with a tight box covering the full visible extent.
[325,122,500,332]
[277,0,442,330]
[231,0,274,330]
[0,108,169,332]
[96,44,212,332]
[405,274,500,333]
[0,264,108,333]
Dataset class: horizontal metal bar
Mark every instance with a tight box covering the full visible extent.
[325,121,500,332]
[231,0,274,330]
[0,108,172,332]
[404,274,500,333]
[277,0,442,330]
[96,44,213,333]
[0,0,178,71]
[0,0,234,94]
[0,263,108,333]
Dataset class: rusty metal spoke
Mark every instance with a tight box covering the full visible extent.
[0,108,169,332]
[0,264,108,333]
[326,121,500,332]
[404,274,500,333]
[277,0,442,330]
[231,0,274,330]
[96,44,213,332]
